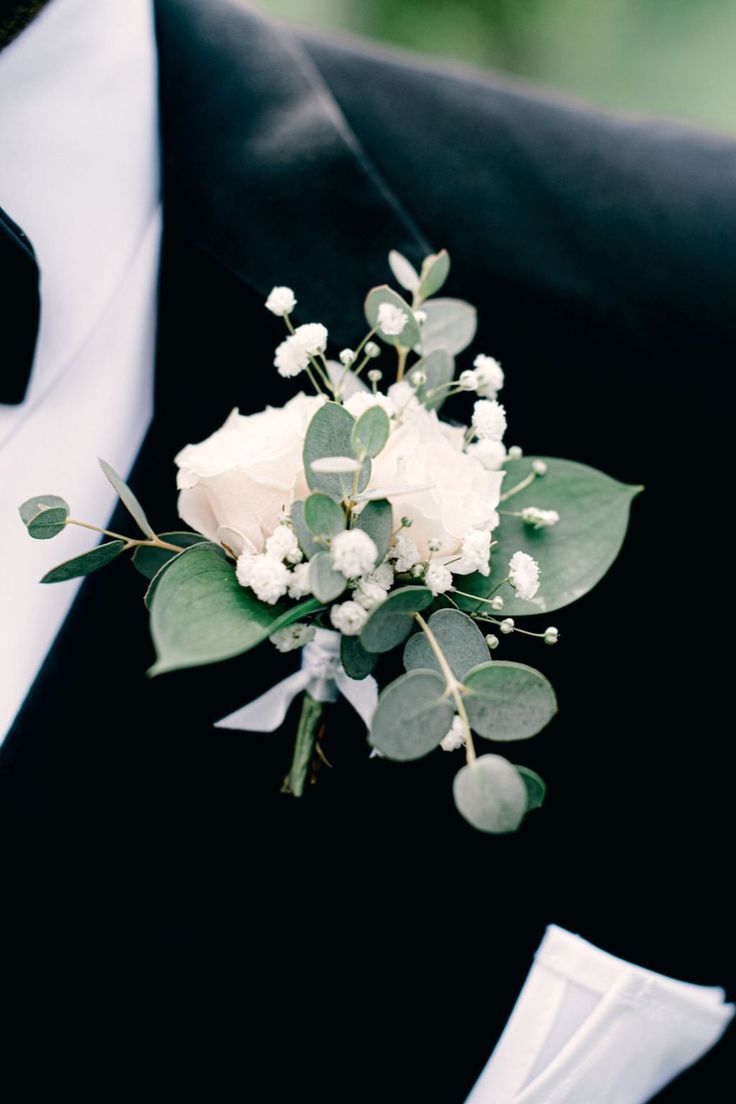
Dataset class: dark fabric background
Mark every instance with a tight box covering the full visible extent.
[1,1,733,1097]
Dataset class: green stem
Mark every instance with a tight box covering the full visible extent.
[413,612,476,764]
[283,691,324,797]
[499,470,537,502]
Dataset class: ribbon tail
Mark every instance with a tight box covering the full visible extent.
[334,670,379,730]
[214,670,310,732]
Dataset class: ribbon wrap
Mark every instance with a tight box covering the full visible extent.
[214,628,378,732]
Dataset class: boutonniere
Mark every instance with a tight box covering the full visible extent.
[19,249,640,832]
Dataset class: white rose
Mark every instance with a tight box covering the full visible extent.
[175,392,325,555]
[369,406,504,561]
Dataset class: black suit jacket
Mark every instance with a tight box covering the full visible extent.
[2,1,734,1096]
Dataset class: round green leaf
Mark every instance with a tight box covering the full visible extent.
[132,532,204,579]
[463,661,557,742]
[40,540,126,583]
[340,635,378,680]
[369,670,453,760]
[403,608,489,680]
[364,285,421,348]
[354,498,392,562]
[360,586,434,653]
[516,765,547,811]
[454,457,642,616]
[304,493,346,540]
[418,249,450,300]
[19,495,69,540]
[415,298,477,356]
[351,405,390,459]
[149,545,322,674]
[453,754,528,833]
[303,402,370,498]
[309,551,346,603]
[388,249,420,292]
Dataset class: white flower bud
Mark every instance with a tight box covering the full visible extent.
[295,322,328,356]
[459,369,478,391]
[424,561,453,596]
[409,369,427,387]
[330,600,369,636]
[367,368,383,383]
[365,341,381,358]
[485,633,499,650]
[400,516,413,528]
[270,623,315,652]
[532,459,548,475]
[507,445,523,461]
[427,537,442,552]
[522,506,560,529]
[499,617,515,635]
[490,595,504,611]
[544,626,560,645]
[265,286,296,316]
[287,562,312,599]
[414,309,428,324]
[472,354,504,398]
[409,563,426,580]
[331,529,378,579]
[339,348,356,366]
[508,550,541,601]
[472,399,507,441]
[377,302,408,336]
[440,715,466,752]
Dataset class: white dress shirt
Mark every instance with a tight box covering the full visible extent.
[0,0,161,740]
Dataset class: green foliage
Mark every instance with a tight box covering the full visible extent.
[369,669,454,760]
[340,635,378,680]
[353,498,392,562]
[149,544,321,674]
[98,458,154,538]
[416,297,476,356]
[453,754,529,833]
[364,284,421,347]
[416,349,455,410]
[303,402,370,498]
[463,661,557,741]
[360,586,434,653]
[516,765,547,811]
[388,249,420,292]
[290,500,321,559]
[309,551,346,603]
[351,405,390,459]
[403,608,488,680]
[132,532,204,579]
[40,540,126,583]
[454,457,642,616]
[19,495,69,540]
[304,493,346,540]
[417,249,450,300]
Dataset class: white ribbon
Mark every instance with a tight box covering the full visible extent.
[214,628,378,732]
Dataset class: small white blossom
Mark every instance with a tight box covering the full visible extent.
[472,399,507,441]
[365,341,381,358]
[490,595,504,611]
[339,348,356,366]
[343,391,395,420]
[330,600,369,636]
[458,529,492,576]
[364,561,394,590]
[409,369,427,387]
[486,633,499,650]
[295,322,328,355]
[377,302,408,336]
[274,334,309,378]
[241,554,290,604]
[414,309,427,324]
[367,368,383,383]
[532,459,548,476]
[470,438,507,471]
[425,561,453,596]
[459,369,478,391]
[287,562,312,599]
[500,617,515,635]
[409,563,425,580]
[265,286,296,316]
[270,622,315,652]
[440,716,466,752]
[544,626,560,645]
[472,355,504,398]
[265,524,303,563]
[390,531,421,573]
[507,445,523,461]
[427,537,442,552]
[355,580,388,611]
[331,529,378,578]
[521,506,560,529]
[508,550,540,601]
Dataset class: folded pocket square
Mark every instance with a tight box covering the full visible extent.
[465,924,733,1103]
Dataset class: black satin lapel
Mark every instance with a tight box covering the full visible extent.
[153,0,432,345]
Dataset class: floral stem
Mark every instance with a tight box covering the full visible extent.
[413,612,476,765]
[65,518,183,554]
[282,691,324,797]
[396,345,408,382]
[499,470,536,502]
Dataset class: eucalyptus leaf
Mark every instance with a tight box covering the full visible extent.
[310,456,363,474]
[352,406,390,459]
[354,499,392,562]
[364,285,421,348]
[304,493,345,540]
[418,249,450,300]
[388,249,420,292]
[340,635,378,680]
[369,670,454,761]
[303,402,370,498]
[40,540,126,583]
[463,661,557,741]
[144,541,224,610]
[403,608,488,680]
[453,754,528,833]
[453,457,642,616]
[290,501,321,560]
[149,545,322,674]
[309,551,346,603]
[19,494,69,540]
[360,586,434,653]
[417,349,455,410]
[98,458,154,538]
[516,765,546,811]
[132,532,204,579]
[416,298,477,356]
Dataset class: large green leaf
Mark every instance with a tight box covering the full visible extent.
[369,670,454,760]
[416,298,476,356]
[132,532,204,579]
[454,457,642,616]
[98,458,154,538]
[364,285,421,348]
[144,540,222,610]
[403,608,488,680]
[148,545,321,674]
[453,754,528,833]
[463,661,557,741]
[19,495,69,540]
[360,586,434,653]
[417,249,450,300]
[303,402,370,498]
[354,499,392,563]
[40,540,126,583]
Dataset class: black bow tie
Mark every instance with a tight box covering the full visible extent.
[1,205,40,405]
